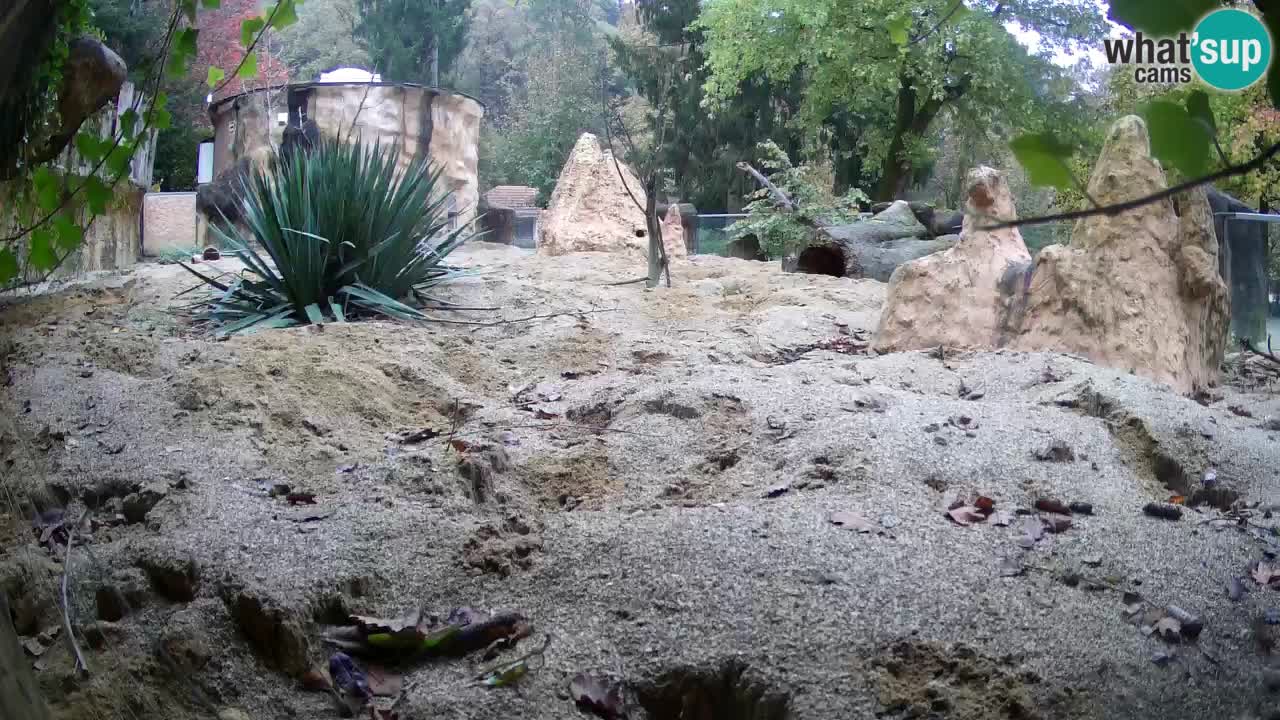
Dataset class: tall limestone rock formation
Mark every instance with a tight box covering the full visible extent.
[873,115,1230,394]
[873,167,1032,351]
[536,133,687,259]
[1010,116,1229,393]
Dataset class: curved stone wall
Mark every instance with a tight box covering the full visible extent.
[208,82,484,225]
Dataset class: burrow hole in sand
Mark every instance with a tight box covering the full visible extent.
[632,659,790,720]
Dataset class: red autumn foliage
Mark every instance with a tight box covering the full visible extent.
[195,0,290,103]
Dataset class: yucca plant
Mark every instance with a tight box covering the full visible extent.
[181,137,476,336]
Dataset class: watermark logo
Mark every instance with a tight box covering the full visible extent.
[1104,8,1272,91]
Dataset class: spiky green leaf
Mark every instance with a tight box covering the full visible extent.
[207,66,225,88]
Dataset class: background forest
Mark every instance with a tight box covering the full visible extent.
[86,0,1280,267]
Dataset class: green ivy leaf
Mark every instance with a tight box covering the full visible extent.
[269,0,298,29]
[201,0,221,7]
[74,133,105,162]
[179,0,197,22]
[886,16,910,46]
[53,214,83,251]
[240,16,266,47]
[33,167,60,213]
[119,108,139,138]
[29,228,57,271]
[84,176,113,215]
[1142,100,1210,178]
[0,249,18,284]
[1009,133,1076,190]
[207,65,225,88]
[147,104,172,131]
[106,142,135,178]
[167,27,199,77]
[1107,0,1215,37]
[177,27,199,56]
[1185,89,1217,138]
[238,52,259,79]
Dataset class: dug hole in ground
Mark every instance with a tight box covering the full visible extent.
[4,241,1280,720]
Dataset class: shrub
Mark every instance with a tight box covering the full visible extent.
[728,141,870,258]
[182,138,474,336]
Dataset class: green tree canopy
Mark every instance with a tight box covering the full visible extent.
[698,0,1109,200]
[354,0,471,83]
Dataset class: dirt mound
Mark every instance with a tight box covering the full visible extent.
[1,244,1278,720]
[537,133,687,259]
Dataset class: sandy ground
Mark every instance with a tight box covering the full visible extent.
[5,242,1280,720]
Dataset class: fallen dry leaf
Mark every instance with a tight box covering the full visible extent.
[301,668,332,691]
[1168,495,1186,505]
[1016,516,1045,548]
[570,672,625,720]
[974,495,996,513]
[1042,514,1072,534]
[829,511,874,533]
[947,505,986,526]
[1253,561,1276,587]
[366,665,403,697]
[1034,498,1071,515]
[449,439,474,453]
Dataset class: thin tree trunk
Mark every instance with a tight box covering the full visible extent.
[0,596,52,720]
[645,176,663,288]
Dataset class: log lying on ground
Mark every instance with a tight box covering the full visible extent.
[791,230,957,281]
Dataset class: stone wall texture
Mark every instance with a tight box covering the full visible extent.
[209,83,483,225]
[142,192,198,255]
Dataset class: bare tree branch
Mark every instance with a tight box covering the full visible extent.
[982,138,1280,231]
[735,161,796,212]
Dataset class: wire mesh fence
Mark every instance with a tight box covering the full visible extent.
[692,214,748,256]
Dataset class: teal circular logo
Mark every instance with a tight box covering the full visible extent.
[1192,9,1272,91]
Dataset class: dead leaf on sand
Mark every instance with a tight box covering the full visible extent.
[1016,517,1044,548]
[947,506,986,526]
[1041,514,1072,534]
[366,664,403,697]
[1253,561,1277,587]
[570,672,625,719]
[829,511,874,533]
[974,495,995,514]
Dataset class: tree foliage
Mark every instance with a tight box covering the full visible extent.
[354,0,471,83]
[698,0,1109,200]
[471,0,615,203]
[729,141,870,257]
